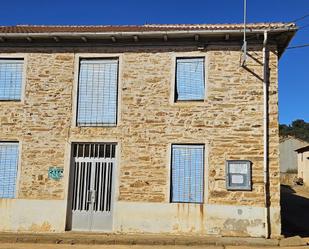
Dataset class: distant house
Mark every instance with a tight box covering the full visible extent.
[280,137,308,173]
[296,145,309,186]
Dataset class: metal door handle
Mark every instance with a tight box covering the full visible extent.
[87,190,96,203]
[92,190,96,203]
[87,190,92,203]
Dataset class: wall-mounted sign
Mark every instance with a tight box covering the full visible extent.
[226,160,251,190]
[48,167,64,181]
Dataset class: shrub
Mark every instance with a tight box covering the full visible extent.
[286,168,298,174]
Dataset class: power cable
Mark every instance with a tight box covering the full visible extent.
[287,44,309,49]
[291,13,309,23]
[299,23,309,30]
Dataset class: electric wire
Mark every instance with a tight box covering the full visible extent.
[299,23,309,30]
[287,44,309,49]
[286,14,309,50]
[291,13,309,23]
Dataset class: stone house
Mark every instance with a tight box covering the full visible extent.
[0,23,297,237]
[296,145,309,186]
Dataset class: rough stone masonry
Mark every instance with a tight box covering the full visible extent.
[0,22,295,237]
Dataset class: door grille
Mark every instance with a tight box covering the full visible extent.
[73,143,116,159]
[71,143,116,212]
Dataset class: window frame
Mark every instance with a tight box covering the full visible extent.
[0,54,27,102]
[170,143,205,204]
[174,56,206,102]
[75,56,120,127]
[0,141,20,199]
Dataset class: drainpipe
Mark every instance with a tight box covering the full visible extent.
[263,30,270,239]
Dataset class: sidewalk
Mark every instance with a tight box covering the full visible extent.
[0,242,308,249]
[0,232,308,247]
[0,232,278,246]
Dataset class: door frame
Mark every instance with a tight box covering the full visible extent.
[65,140,120,232]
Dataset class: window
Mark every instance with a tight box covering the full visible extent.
[171,144,204,203]
[175,58,205,101]
[77,58,118,126]
[0,59,24,100]
[0,142,19,198]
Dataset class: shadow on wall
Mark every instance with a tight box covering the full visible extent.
[281,184,309,237]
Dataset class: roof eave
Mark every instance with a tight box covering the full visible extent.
[277,28,298,58]
[0,26,298,56]
[0,27,298,39]
[295,145,309,153]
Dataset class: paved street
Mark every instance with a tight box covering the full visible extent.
[281,184,309,237]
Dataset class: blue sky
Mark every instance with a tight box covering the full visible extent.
[0,0,308,124]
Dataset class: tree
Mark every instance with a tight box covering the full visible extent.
[279,119,309,142]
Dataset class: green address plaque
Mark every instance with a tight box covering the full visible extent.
[48,167,64,180]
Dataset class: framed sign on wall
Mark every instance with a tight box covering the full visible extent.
[226,160,252,191]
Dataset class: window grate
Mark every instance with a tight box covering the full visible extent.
[175,58,205,101]
[77,59,118,126]
[171,144,204,203]
[0,59,23,100]
[0,142,19,198]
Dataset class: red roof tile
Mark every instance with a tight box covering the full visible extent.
[0,23,296,34]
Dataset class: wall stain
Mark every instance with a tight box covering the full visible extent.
[223,218,263,236]
[199,204,204,219]
[29,221,52,232]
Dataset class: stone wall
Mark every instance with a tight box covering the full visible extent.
[0,45,280,235]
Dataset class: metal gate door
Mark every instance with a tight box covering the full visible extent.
[70,143,116,231]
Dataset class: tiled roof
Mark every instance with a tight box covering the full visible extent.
[0,23,296,33]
